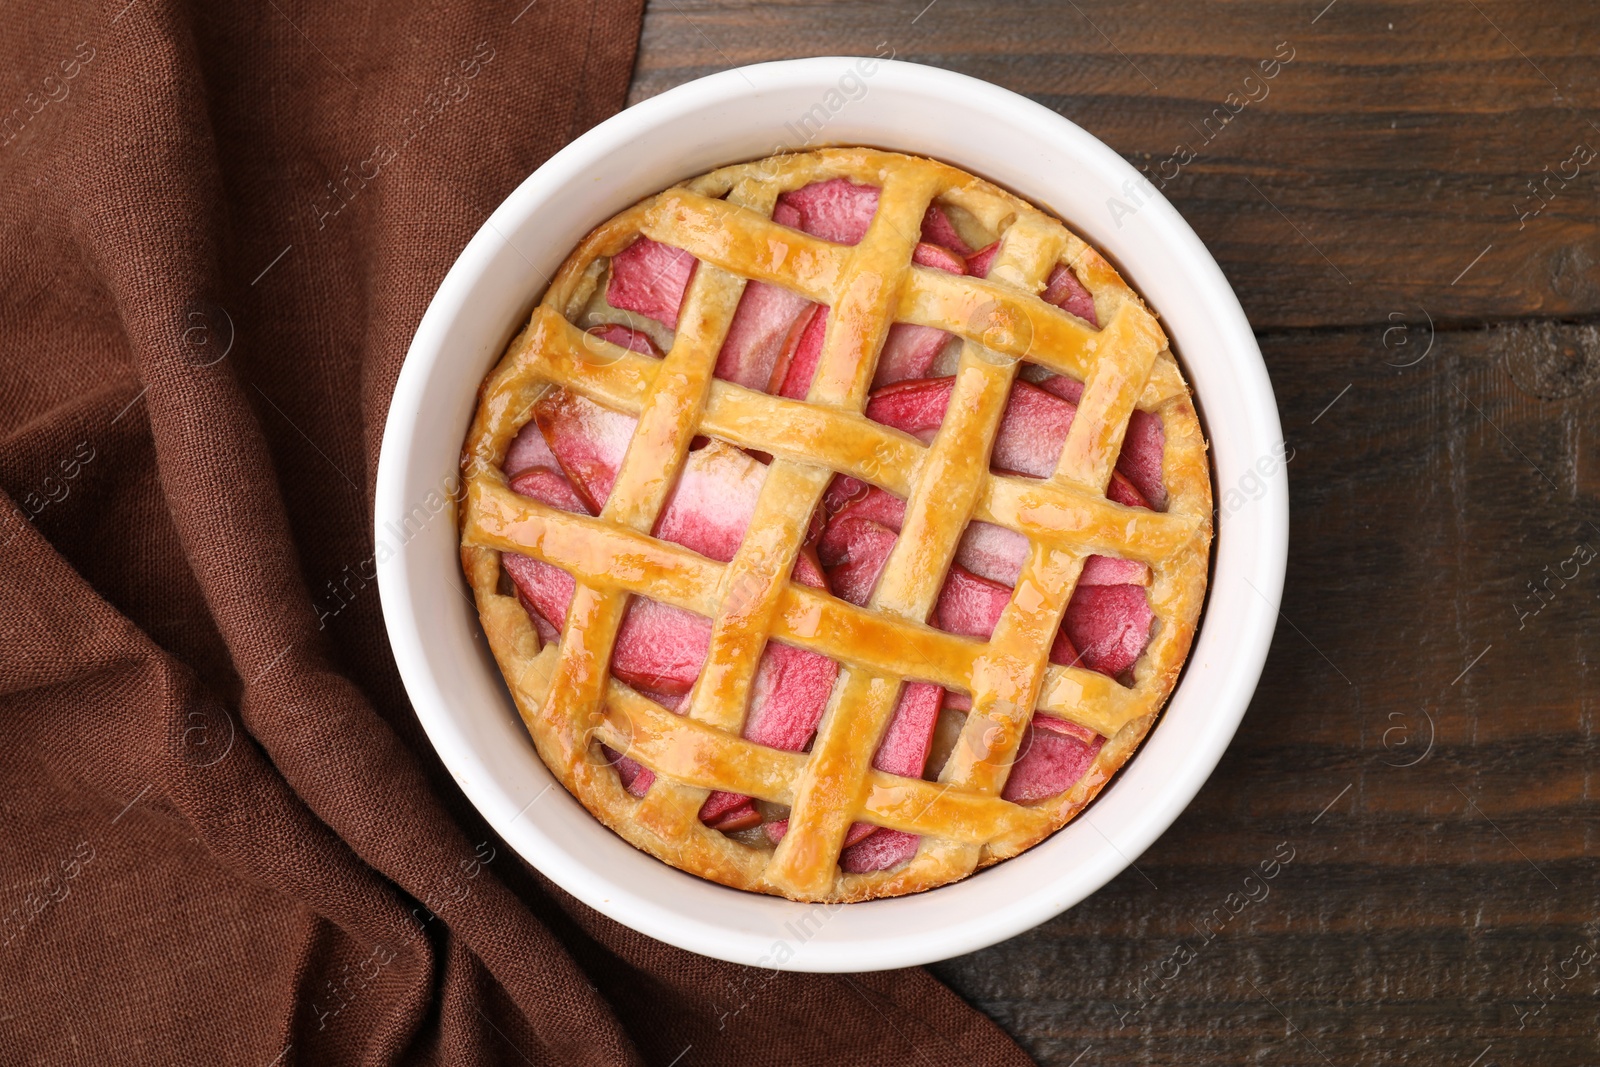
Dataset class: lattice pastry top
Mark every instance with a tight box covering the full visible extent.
[460,148,1212,902]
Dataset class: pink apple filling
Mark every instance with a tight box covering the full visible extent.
[502,179,1161,873]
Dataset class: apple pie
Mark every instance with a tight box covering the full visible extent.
[459,147,1212,902]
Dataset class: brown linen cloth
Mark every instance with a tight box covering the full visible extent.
[0,2,1035,1064]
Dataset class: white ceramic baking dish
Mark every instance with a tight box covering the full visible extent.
[375,57,1287,972]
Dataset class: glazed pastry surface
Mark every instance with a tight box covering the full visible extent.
[459,148,1213,901]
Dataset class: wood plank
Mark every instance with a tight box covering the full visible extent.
[628,7,1600,1060]
[633,0,1600,330]
[928,322,1600,1064]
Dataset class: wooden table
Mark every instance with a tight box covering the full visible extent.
[634,3,1600,1064]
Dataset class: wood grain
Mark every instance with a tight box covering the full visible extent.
[630,4,1600,1063]
[633,0,1600,332]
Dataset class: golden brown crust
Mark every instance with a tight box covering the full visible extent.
[459,148,1213,902]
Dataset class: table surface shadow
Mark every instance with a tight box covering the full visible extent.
[633,3,1600,1065]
